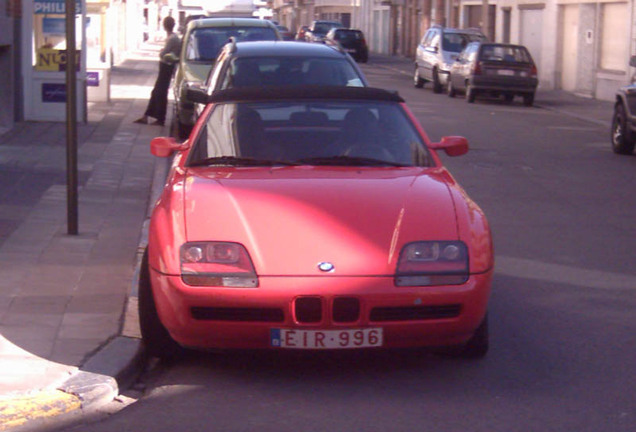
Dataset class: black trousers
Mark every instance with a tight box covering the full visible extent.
[144,62,175,123]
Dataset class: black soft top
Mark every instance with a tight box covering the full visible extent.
[206,86,404,104]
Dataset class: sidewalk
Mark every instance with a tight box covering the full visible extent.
[0,47,617,431]
[0,41,170,431]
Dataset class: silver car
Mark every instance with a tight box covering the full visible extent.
[414,25,486,94]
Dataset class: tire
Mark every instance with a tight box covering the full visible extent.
[432,69,443,94]
[611,103,636,154]
[523,92,535,107]
[438,314,489,359]
[138,248,183,361]
[414,65,425,88]
[447,77,456,98]
[466,83,476,103]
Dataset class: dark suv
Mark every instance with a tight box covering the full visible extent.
[611,56,636,155]
[414,25,486,93]
[325,28,368,63]
[305,20,343,43]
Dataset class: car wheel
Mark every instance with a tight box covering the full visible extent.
[138,248,183,361]
[432,69,443,94]
[466,83,476,103]
[523,92,535,107]
[612,103,636,154]
[414,65,425,88]
[447,78,456,98]
[438,314,489,359]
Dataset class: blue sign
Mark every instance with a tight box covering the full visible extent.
[34,0,83,15]
[42,83,66,103]
[87,71,99,87]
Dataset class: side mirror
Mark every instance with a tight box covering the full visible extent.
[429,136,469,157]
[186,86,209,105]
[151,136,189,157]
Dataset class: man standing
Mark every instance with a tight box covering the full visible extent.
[134,16,181,126]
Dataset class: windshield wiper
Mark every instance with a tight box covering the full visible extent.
[189,156,299,167]
[295,155,409,167]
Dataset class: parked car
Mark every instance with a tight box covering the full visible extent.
[305,20,343,43]
[414,25,486,93]
[295,25,309,41]
[447,42,538,106]
[194,40,368,118]
[276,25,295,41]
[611,56,636,154]
[172,18,281,138]
[140,85,494,360]
[325,28,368,63]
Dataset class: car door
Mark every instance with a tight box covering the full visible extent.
[415,30,433,77]
[420,32,441,81]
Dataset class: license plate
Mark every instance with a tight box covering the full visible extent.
[271,328,383,349]
[498,69,514,76]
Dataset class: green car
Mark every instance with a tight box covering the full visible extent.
[172,18,280,138]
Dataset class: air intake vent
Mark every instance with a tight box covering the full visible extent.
[370,304,461,322]
[191,307,284,322]
[333,297,360,323]
[295,297,322,323]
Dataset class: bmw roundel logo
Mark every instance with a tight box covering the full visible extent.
[317,262,335,272]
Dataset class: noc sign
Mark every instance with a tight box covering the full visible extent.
[36,48,81,71]
[34,0,83,14]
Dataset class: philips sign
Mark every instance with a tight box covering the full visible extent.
[34,1,83,14]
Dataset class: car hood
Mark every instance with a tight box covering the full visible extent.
[183,168,459,276]
[181,61,215,84]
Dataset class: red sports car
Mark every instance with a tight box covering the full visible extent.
[140,86,494,360]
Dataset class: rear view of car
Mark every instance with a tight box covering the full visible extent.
[325,28,368,63]
[306,20,343,43]
[193,41,368,118]
[448,42,538,106]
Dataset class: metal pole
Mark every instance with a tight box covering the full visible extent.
[66,0,78,235]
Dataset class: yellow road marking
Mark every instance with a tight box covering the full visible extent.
[0,390,81,430]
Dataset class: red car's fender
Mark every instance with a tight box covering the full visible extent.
[448,183,494,274]
[148,152,189,276]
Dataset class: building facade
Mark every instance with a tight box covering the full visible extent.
[275,0,636,101]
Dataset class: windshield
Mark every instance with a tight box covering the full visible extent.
[480,45,533,63]
[442,32,485,53]
[223,57,365,88]
[313,22,342,35]
[187,100,432,167]
[186,27,278,62]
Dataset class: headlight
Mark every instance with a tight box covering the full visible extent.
[180,242,258,287]
[394,241,468,286]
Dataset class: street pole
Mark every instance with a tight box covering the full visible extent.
[65,0,78,235]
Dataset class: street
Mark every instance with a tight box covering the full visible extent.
[55,56,636,432]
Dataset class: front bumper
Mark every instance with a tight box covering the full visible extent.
[150,271,493,350]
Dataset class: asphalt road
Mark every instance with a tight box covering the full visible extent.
[54,58,636,432]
